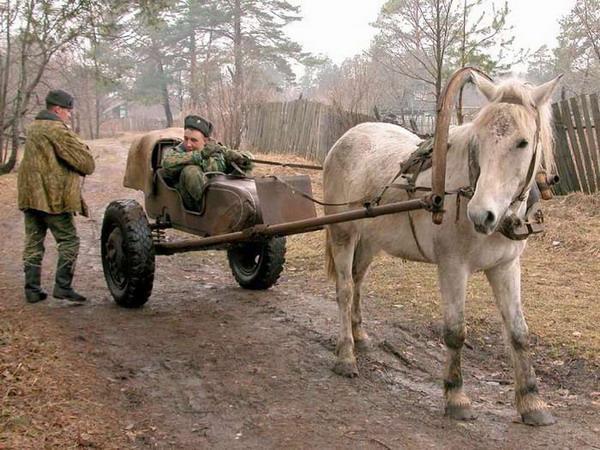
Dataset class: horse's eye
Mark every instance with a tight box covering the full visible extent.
[516,139,528,149]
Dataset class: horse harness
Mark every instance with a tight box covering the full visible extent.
[236,97,546,260]
[371,98,546,260]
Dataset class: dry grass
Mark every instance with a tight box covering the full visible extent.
[0,308,129,449]
[252,152,600,365]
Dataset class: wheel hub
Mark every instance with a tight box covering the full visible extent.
[235,244,263,276]
[106,227,127,289]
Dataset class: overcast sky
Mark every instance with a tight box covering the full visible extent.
[286,0,576,65]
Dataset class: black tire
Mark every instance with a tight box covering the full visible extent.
[227,237,286,290]
[101,199,155,307]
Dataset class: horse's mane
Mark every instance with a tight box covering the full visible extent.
[466,79,556,172]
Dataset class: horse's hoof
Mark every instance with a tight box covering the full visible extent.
[333,360,359,378]
[521,409,556,426]
[354,338,371,353]
[445,404,477,421]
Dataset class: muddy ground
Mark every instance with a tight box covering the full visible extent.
[1,135,599,449]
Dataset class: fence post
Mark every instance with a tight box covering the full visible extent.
[580,95,599,192]
[570,97,595,192]
[560,99,589,193]
[552,103,578,194]
[589,94,600,192]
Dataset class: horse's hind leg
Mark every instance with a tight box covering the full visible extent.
[485,259,555,426]
[329,227,359,377]
[438,262,477,420]
[351,240,376,352]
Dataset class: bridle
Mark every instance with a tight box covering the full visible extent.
[373,98,542,213]
[468,95,542,221]
[367,82,546,260]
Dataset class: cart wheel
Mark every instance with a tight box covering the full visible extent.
[101,199,155,307]
[227,237,286,290]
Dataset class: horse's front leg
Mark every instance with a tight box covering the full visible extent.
[438,263,477,420]
[485,258,555,426]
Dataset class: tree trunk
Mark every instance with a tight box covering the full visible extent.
[0,0,13,158]
[74,110,81,134]
[456,0,467,125]
[0,58,7,159]
[457,85,465,125]
[189,31,199,109]
[1,139,7,165]
[232,0,244,148]
[94,94,101,139]
[0,121,19,174]
[434,0,443,106]
[0,0,30,175]
[88,97,95,139]
[157,57,173,127]
[176,69,184,112]
[202,31,215,121]
[89,22,101,139]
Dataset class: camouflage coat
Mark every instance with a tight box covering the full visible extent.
[17,110,95,214]
[162,141,253,183]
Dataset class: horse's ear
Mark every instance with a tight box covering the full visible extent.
[532,75,563,107]
[471,72,498,102]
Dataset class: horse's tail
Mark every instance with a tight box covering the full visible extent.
[325,227,336,281]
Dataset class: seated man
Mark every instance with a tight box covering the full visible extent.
[162,115,253,210]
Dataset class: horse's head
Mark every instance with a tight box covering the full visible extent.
[466,74,562,235]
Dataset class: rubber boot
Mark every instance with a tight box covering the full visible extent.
[24,265,48,303]
[53,259,86,302]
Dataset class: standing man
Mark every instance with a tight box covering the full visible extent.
[17,89,95,303]
[162,115,253,211]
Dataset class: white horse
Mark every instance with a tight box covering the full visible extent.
[323,74,562,426]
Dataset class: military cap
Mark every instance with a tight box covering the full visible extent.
[45,89,74,109]
[184,115,213,137]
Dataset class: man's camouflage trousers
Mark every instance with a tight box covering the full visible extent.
[23,209,79,270]
[177,165,208,211]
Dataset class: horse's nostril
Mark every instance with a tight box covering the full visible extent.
[484,211,496,226]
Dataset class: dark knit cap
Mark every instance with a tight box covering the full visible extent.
[184,115,212,137]
[46,89,74,109]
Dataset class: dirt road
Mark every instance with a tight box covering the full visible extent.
[1,136,598,449]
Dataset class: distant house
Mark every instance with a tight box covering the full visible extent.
[106,102,128,119]
[99,100,179,137]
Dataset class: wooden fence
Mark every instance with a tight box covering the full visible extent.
[244,97,599,195]
[552,94,600,194]
[243,100,373,162]
[243,101,483,159]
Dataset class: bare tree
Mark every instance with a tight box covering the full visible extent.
[0,0,18,164]
[454,0,513,123]
[326,56,380,118]
[371,0,514,110]
[0,0,92,174]
[573,0,600,63]
[555,0,600,95]
[372,0,462,106]
[184,0,303,147]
